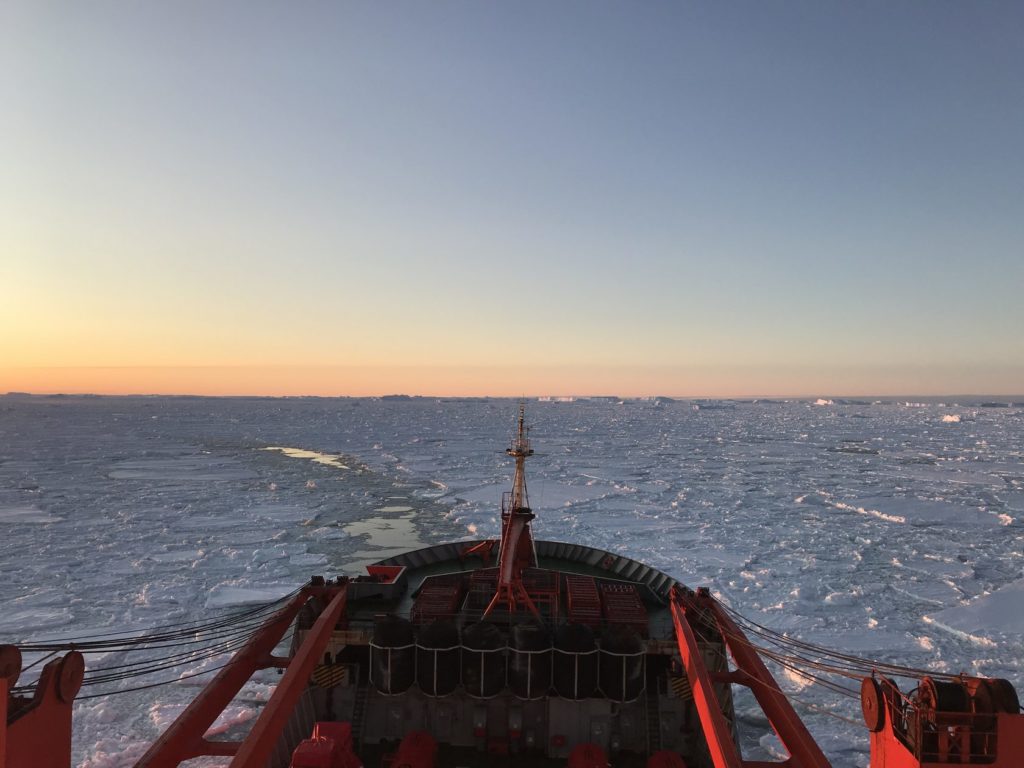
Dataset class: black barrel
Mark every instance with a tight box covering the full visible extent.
[599,625,645,702]
[417,621,460,696]
[509,624,552,699]
[371,615,415,694]
[553,623,598,699]
[462,622,506,698]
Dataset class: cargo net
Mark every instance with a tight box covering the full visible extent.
[369,616,646,703]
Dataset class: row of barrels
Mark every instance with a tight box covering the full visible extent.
[370,617,645,702]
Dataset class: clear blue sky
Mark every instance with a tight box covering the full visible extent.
[2,2,1022,396]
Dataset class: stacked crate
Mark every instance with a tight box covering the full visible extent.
[599,582,648,637]
[411,575,465,625]
[565,574,602,629]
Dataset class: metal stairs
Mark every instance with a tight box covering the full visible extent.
[646,683,662,753]
[350,681,370,748]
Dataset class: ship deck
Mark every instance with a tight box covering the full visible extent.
[347,539,679,639]
[281,538,739,768]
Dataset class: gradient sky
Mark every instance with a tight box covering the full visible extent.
[2,2,1022,397]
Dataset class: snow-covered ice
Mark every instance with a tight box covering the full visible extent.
[0,504,63,524]
[204,584,297,609]
[1,394,1022,766]
[928,579,1024,636]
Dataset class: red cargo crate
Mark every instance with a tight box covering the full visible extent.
[599,583,648,636]
[411,579,465,624]
[566,575,603,628]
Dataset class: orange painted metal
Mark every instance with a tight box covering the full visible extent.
[669,587,743,768]
[133,589,311,767]
[288,722,361,768]
[994,712,1024,761]
[230,586,348,767]
[670,586,834,768]
[459,540,497,566]
[134,583,346,768]
[2,673,8,768]
[483,405,541,620]
[566,575,602,628]
[483,507,541,620]
[2,645,21,768]
[522,568,560,618]
[411,576,464,625]
[600,582,648,636]
[867,675,1024,767]
[3,651,83,768]
[697,591,831,768]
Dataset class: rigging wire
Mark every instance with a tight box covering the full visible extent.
[787,696,866,728]
[13,588,303,653]
[18,649,59,673]
[76,626,297,702]
[684,615,866,731]
[677,589,1014,729]
[12,624,261,694]
[9,592,304,695]
[74,629,296,702]
[75,607,294,665]
[722,618,881,683]
[75,658,236,701]
[79,625,268,686]
[717,601,960,681]
[12,614,283,691]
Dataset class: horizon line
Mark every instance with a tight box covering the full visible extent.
[5,390,1023,401]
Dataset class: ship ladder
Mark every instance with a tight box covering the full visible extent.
[350,679,370,750]
[646,682,663,753]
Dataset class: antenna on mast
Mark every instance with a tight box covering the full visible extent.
[506,402,533,514]
[483,402,541,621]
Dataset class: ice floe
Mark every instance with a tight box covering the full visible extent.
[0,504,62,524]
[205,583,296,609]
[927,579,1024,637]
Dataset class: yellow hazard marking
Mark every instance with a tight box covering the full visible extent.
[670,674,692,700]
[312,665,348,688]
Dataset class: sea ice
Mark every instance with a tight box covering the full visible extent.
[927,580,1024,637]
[0,504,62,523]
[204,584,296,609]
[108,456,256,481]
[0,394,1021,767]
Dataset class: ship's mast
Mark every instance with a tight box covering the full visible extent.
[483,403,541,620]
[507,403,532,514]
